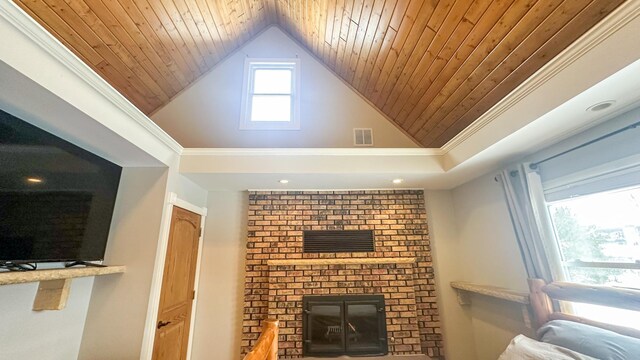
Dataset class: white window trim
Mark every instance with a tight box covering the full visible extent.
[240,58,301,131]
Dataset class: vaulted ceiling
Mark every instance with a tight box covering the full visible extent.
[15,0,624,147]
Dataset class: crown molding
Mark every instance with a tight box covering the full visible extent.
[0,1,183,155]
[182,147,444,156]
[440,0,640,154]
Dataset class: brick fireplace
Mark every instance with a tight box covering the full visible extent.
[242,190,443,358]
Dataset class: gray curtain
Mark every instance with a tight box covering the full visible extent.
[497,163,564,282]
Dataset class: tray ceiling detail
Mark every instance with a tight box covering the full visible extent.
[15,0,624,147]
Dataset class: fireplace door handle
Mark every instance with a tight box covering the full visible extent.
[348,322,357,332]
[157,320,171,329]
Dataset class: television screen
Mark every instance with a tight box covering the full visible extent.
[0,109,122,263]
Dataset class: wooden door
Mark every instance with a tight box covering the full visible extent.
[152,206,201,360]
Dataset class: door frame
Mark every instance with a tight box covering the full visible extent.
[140,192,208,360]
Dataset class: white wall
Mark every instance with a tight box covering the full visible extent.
[152,27,417,148]
[79,167,170,360]
[424,190,476,360]
[175,175,209,209]
[190,191,247,360]
[451,174,529,289]
[0,274,94,359]
[424,175,534,360]
[447,173,532,359]
[78,166,209,360]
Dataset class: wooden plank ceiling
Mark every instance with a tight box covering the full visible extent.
[15,0,624,147]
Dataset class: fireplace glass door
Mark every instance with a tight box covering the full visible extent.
[306,301,344,353]
[303,295,388,357]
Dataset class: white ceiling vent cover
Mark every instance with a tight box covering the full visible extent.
[353,128,373,146]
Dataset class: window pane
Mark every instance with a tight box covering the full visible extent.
[564,267,640,289]
[250,95,291,122]
[549,186,640,265]
[548,185,640,292]
[561,301,640,330]
[548,186,640,329]
[253,69,292,94]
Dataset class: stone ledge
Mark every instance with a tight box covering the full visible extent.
[267,257,416,266]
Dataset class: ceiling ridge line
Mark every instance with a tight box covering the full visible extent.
[0,0,184,154]
[439,0,640,156]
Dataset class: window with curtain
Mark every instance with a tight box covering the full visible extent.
[531,113,640,329]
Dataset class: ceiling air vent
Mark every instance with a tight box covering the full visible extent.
[303,230,374,253]
[354,128,373,146]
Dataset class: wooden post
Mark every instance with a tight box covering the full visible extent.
[265,319,279,360]
[243,319,279,360]
[543,281,640,311]
[528,278,553,331]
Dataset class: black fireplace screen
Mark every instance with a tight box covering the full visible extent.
[302,295,388,357]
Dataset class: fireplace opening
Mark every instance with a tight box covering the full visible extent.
[302,295,388,357]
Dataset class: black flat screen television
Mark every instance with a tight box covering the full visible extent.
[0,109,122,264]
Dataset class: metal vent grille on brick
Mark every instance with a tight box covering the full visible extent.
[303,230,374,253]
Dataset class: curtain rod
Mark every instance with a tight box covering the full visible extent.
[529,120,640,170]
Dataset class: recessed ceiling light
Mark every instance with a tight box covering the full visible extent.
[26,177,43,184]
[586,100,615,112]
[279,179,289,184]
[392,178,404,184]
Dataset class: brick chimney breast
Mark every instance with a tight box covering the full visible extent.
[241,190,442,358]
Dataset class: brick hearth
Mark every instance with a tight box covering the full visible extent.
[241,190,443,358]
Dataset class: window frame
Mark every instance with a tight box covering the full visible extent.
[527,167,640,327]
[240,58,301,130]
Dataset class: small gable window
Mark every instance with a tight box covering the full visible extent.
[240,59,300,130]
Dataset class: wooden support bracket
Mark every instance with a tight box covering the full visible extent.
[33,279,72,311]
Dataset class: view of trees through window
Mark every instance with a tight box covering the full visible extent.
[547,185,640,328]
[551,205,626,284]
